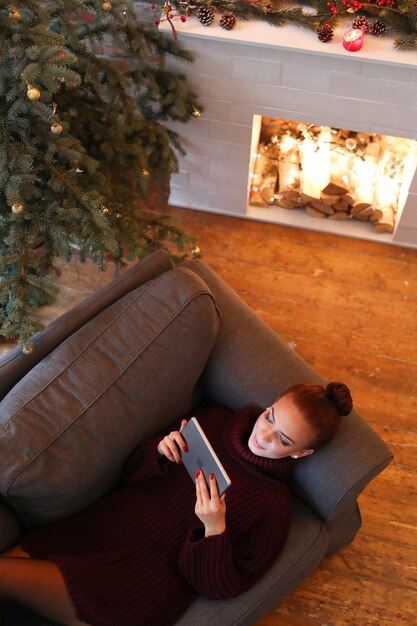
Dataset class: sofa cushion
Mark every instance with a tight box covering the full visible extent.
[0,249,174,401]
[0,267,220,527]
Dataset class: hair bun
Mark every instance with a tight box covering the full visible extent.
[326,382,353,416]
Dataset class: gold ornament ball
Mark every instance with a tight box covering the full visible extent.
[9,8,22,21]
[51,122,63,135]
[27,86,40,100]
[12,202,25,215]
[22,343,34,355]
[192,107,201,118]
[191,245,201,258]
[102,1,112,10]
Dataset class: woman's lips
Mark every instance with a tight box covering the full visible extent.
[253,434,265,450]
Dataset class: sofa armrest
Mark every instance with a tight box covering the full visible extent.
[290,410,392,525]
[184,259,393,547]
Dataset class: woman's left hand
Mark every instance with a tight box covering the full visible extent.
[195,471,227,537]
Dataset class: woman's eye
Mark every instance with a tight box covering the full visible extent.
[264,413,273,424]
[279,435,290,447]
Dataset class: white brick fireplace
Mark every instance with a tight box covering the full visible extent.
[161,19,417,248]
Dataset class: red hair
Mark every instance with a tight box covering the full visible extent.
[280,382,352,448]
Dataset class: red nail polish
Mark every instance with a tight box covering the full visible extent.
[210,473,215,480]
[182,445,188,453]
[195,469,200,478]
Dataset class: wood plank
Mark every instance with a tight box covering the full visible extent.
[196,261,417,362]
[261,567,417,625]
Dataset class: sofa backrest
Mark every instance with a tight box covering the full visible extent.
[0,249,174,401]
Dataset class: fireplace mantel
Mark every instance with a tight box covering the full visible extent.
[162,18,417,67]
[161,18,417,248]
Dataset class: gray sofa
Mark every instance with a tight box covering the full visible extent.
[0,250,393,626]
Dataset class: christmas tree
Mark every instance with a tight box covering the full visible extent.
[0,0,200,349]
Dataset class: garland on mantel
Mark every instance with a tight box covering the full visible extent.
[161,0,417,50]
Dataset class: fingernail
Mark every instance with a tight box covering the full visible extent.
[210,473,215,480]
[177,459,182,464]
[195,469,200,478]
[182,445,188,453]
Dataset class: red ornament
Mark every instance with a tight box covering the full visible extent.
[180,15,187,22]
[343,26,366,51]
[57,51,67,57]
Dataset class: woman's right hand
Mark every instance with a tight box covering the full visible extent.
[157,419,188,464]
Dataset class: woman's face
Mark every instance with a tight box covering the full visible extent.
[248,395,315,459]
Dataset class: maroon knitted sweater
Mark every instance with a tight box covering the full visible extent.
[22,405,292,626]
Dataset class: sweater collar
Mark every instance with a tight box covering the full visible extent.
[223,406,293,481]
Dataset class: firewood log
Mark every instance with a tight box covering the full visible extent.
[299,193,317,206]
[321,194,340,206]
[334,197,352,212]
[249,191,268,208]
[306,205,326,218]
[352,203,372,215]
[310,200,335,215]
[374,206,395,233]
[355,206,375,221]
[322,182,349,196]
[274,191,298,209]
[369,208,383,221]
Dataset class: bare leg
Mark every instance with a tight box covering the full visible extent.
[0,557,89,626]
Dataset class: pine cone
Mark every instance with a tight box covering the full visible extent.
[369,19,387,37]
[317,23,334,43]
[196,5,215,26]
[220,11,236,30]
[352,15,369,32]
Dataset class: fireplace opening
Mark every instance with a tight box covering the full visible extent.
[248,115,417,235]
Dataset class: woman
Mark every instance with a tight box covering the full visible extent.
[0,382,352,626]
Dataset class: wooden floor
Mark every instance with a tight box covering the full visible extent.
[1,206,416,625]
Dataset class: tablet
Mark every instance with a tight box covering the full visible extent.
[181,417,232,496]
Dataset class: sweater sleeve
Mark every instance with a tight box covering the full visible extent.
[122,435,171,486]
[177,502,290,600]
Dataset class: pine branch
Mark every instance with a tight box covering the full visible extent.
[394,35,417,48]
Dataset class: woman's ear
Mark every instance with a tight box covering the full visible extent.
[291,449,314,459]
